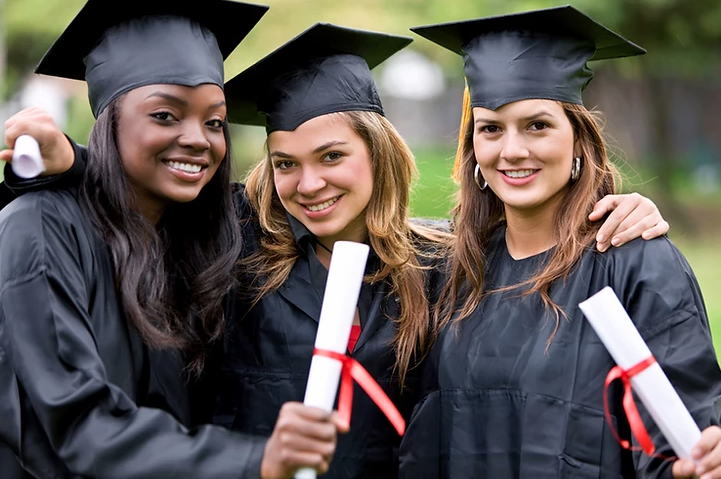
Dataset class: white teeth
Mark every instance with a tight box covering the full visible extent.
[306,197,339,212]
[504,169,536,178]
[167,161,202,173]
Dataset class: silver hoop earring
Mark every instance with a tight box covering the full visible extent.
[474,164,488,190]
[571,157,581,182]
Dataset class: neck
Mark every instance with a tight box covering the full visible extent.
[136,199,166,226]
[314,222,369,269]
[504,203,559,260]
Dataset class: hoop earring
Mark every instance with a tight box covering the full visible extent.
[474,164,488,190]
[571,157,581,182]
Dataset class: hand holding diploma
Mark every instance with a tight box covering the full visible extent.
[580,287,721,479]
[1,107,75,177]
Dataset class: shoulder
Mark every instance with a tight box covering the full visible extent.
[0,190,87,283]
[598,236,692,283]
[591,236,704,334]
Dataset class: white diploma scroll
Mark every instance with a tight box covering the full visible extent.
[295,241,370,479]
[11,135,45,179]
[579,286,701,459]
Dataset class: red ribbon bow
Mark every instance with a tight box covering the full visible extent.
[603,356,657,455]
[313,348,406,435]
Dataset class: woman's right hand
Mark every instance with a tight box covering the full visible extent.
[260,402,349,479]
[1,107,75,175]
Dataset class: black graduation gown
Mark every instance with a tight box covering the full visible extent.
[398,228,721,479]
[212,187,424,479]
[0,189,267,478]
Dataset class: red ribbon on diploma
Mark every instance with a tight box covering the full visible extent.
[313,348,406,435]
[603,355,657,455]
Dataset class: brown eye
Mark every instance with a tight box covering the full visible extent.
[150,111,177,122]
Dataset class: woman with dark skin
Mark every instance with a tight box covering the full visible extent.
[0,1,343,478]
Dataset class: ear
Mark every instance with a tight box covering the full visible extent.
[573,138,582,159]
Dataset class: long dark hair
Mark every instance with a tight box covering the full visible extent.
[80,95,242,375]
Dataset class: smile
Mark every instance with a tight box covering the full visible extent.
[503,169,537,179]
[164,161,205,174]
[305,196,340,212]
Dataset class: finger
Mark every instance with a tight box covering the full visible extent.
[588,194,622,222]
[0,149,13,163]
[695,427,721,476]
[641,220,670,239]
[331,411,350,433]
[595,194,641,243]
[280,402,332,422]
[672,458,696,478]
[607,214,656,248]
[278,449,330,475]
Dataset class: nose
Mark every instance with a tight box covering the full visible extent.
[297,165,326,197]
[499,130,530,163]
[178,120,211,151]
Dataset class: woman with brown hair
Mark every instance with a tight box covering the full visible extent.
[399,6,721,478]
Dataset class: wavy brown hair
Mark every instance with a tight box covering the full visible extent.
[80,95,242,375]
[244,110,449,385]
[434,88,620,345]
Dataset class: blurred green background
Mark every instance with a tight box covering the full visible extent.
[2,0,721,353]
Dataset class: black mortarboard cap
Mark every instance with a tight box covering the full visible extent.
[224,23,413,133]
[35,0,269,117]
[411,5,645,110]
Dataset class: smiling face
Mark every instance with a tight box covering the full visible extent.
[116,83,227,222]
[472,99,579,219]
[267,113,374,244]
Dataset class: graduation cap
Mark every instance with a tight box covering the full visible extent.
[35,0,269,117]
[411,5,646,110]
[224,23,413,133]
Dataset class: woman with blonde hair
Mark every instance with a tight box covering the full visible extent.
[400,6,721,478]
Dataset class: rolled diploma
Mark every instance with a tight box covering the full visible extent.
[295,241,370,479]
[11,135,45,179]
[579,286,701,460]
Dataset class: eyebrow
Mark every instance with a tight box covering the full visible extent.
[145,92,188,107]
[474,110,555,125]
[144,93,226,111]
[270,140,349,159]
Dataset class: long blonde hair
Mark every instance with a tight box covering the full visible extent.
[434,87,620,345]
[244,110,449,385]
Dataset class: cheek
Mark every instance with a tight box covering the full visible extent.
[273,172,295,203]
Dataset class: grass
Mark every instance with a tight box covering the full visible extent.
[410,146,721,359]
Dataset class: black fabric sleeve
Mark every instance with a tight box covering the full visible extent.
[1,135,87,205]
[0,193,266,479]
[611,239,721,478]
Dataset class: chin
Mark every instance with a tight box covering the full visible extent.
[166,189,204,204]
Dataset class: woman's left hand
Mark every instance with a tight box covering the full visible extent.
[672,425,721,478]
[589,192,669,252]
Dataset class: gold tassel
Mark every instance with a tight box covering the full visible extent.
[452,81,472,183]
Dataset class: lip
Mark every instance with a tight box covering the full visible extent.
[498,169,540,186]
[300,195,342,219]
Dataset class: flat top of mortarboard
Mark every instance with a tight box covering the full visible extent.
[225,22,413,128]
[410,4,645,61]
[35,0,269,80]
